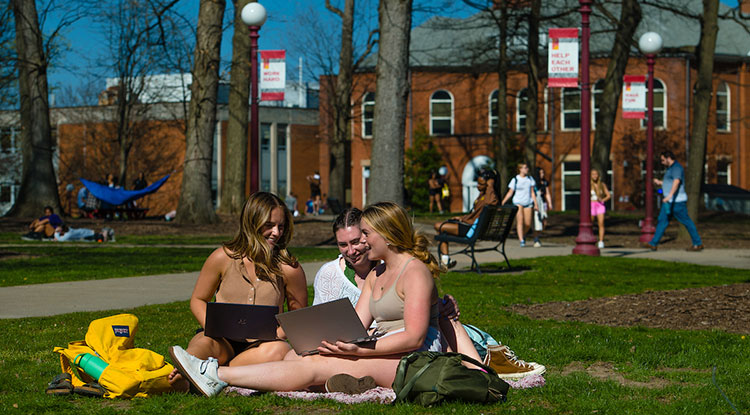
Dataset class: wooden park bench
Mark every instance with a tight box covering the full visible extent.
[434,204,518,273]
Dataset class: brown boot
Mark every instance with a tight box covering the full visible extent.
[485,344,546,380]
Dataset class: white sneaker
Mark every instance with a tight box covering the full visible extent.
[169,346,227,397]
[533,240,541,248]
[597,241,604,249]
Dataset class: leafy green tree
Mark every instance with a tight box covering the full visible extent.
[404,126,443,212]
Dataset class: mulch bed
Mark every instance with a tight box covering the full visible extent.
[510,283,750,334]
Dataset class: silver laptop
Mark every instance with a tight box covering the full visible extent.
[276,298,378,355]
[204,302,279,341]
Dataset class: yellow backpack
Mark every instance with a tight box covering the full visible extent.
[53,313,174,399]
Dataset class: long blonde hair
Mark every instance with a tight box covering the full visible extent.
[362,202,442,279]
[591,169,607,201]
[223,192,298,282]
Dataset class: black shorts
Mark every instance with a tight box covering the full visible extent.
[429,188,440,196]
[196,328,273,357]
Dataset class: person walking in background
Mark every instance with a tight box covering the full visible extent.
[501,163,539,247]
[532,168,553,248]
[428,171,444,214]
[307,171,322,216]
[645,151,703,252]
[590,169,611,249]
[132,172,148,190]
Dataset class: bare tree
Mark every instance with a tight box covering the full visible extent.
[219,0,251,215]
[92,0,187,188]
[0,4,17,108]
[523,0,541,175]
[176,0,225,224]
[369,0,412,205]
[6,0,60,217]
[686,0,720,220]
[591,0,642,176]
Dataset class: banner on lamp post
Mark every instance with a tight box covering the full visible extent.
[622,75,646,119]
[260,50,285,101]
[548,28,579,88]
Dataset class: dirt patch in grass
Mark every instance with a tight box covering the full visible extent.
[510,283,750,334]
[0,215,336,247]
[0,251,41,261]
[560,361,671,389]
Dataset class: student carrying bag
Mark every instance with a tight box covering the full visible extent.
[392,351,509,406]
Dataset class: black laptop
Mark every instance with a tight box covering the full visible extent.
[204,302,279,341]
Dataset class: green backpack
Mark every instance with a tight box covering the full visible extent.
[392,351,509,406]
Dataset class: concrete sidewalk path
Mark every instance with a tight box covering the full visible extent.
[1,244,748,319]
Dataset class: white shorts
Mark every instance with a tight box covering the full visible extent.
[378,326,443,352]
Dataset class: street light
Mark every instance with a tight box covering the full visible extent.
[638,31,662,243]
[241,2,267,194]
[573,0,599,256]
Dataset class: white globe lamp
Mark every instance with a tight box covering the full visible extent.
[241,2,267,27]
[638,32,663,55]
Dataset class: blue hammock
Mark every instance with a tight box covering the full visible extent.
[80,174,170,206]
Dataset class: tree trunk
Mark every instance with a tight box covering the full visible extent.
[495,6,510,189]
[686,0,719,222]
[591,0,641,176]
[176,0,225,224]
[6,0,61,217]
[327,0,355,206]
[523,0,540,175]
[369,0,412,205]
[219,0,251,215]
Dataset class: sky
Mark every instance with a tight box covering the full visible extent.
[45,0,741,102]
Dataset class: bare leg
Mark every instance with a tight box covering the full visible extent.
[436,196,443,212]
[216,354,401,391]
[514,206,524,242]
[522,207,533,237]
[434,221,460,255]
[597,213,605,242]
[438,319,481,362]
[229,341,291,366]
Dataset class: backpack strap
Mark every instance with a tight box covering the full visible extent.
[394,355,437,402]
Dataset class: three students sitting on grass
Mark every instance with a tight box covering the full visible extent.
[169,194,543,396]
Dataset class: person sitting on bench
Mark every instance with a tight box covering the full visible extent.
[433,169,498,268]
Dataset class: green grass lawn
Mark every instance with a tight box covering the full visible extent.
[0,246,339,287]
[0,251,747,413]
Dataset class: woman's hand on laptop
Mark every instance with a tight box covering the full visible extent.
[317,340,360,356]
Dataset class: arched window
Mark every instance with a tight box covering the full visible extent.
[516,88,529,132]
[716,82,730,132]
[561,87,581,130]
[489,90,498,133]
[592,79,604,129]
[430,90,453,136]
[361,92,375,138]
[641,79,666,129]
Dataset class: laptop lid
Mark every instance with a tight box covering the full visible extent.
[276,298,376,355]
[204,302,279,341]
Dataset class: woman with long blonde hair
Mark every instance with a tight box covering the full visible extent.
[590,169,611,248]
[169,201,447,396]
[168,192,308,392]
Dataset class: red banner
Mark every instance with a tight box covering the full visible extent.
[260,50,285,102]
[622,75,646,119]
[548,28,579,88]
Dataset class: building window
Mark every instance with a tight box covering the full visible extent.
[362,92,375,138]
[260,123,272,193]
[641,78,666,129]
[717,160,731,185]
[716,82,730,132]
[0,183,11,203]
[489,90,498,133]
[561,87,581,130]
[430,90,453,136]
[277,123,288,197]
[561,160,613,211]
[516,88,528,132]
[592,79,604,129]
[0,127,18,153]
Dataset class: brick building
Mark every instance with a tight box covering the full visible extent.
[319,0,750,213]
[1,101,319,217]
